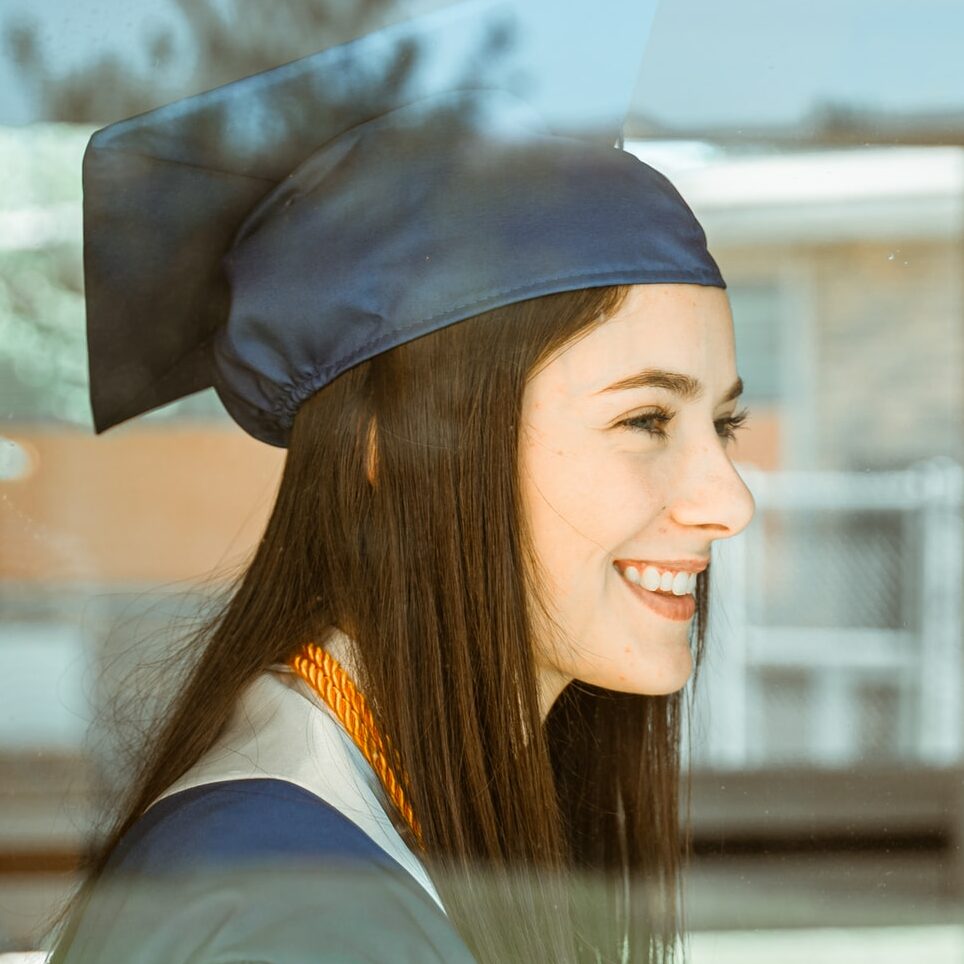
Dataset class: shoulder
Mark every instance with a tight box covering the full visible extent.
[106,777,399,876]
[61,779,477,963]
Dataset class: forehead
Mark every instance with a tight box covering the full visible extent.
[541,283,736,397]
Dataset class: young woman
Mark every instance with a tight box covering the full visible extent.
[51,3,755,962]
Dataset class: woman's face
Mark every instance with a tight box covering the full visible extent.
[518,283,756,716]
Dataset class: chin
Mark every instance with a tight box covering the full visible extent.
[607,642,694,696]
[652,645,695,694]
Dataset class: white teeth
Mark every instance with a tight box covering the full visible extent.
[641,566,662,591]
[627,565,698,596]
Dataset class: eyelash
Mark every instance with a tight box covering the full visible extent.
[621,405,752,443]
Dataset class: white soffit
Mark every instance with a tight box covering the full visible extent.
[624,141,964,244]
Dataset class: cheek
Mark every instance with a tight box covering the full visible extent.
[521,430,664,565]
[521,434,600,551]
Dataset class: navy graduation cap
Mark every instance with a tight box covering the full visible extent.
[83,0,725,448]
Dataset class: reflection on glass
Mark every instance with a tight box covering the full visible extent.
[1,0,962,958]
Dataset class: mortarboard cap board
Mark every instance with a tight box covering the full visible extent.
[83,0,725,448]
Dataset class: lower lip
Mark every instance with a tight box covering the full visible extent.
[619,574,696,621]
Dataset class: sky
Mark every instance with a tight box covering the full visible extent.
[0,0,962,128]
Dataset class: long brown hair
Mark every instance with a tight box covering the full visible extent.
[49,283,710,962]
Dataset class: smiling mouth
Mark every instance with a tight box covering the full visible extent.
[614,563,697,621]
[620,573,696,622]
[613,561,699,596]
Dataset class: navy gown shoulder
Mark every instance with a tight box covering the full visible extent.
[105,778,402,876]
[56,778,477,964]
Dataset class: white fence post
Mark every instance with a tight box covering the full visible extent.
[915,456,964,764]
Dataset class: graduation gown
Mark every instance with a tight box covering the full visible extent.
[57,660,477,963]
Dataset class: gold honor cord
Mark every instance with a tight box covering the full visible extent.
[289,642,424,849]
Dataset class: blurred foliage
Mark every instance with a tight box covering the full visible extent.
[0,123,91,208]
[4,0,396,124]
[0,125,88,424]
[0,246,88,424]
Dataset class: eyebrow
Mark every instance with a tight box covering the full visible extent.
[595,369,744,404]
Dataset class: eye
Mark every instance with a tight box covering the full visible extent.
[620,406,673,440]
[717,406,751,442]
[620,405,751,443]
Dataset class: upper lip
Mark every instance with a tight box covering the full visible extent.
[615,559,709,573]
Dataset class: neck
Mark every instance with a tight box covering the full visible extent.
[323,626,364,681]
[537,663,572,722]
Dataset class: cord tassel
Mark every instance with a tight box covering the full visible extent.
[290,643,424,848]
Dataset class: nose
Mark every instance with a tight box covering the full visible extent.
[668,440,757,540]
